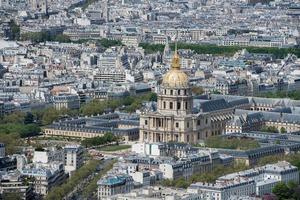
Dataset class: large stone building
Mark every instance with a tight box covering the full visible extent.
[139,48,233,143]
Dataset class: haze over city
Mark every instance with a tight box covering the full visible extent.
[0,0,300,200]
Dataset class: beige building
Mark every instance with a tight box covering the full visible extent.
[139,48,233,144]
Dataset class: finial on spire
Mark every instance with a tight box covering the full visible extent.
[171,41,180,69]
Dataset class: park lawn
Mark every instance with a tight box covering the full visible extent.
[98,145,131,152]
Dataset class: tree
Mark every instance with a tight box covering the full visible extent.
[54,34,71,43]
[2,111,25,124]
[191,86,204,95]
[262,193,277,200]
[261,126,279,133]
[175,177,189,188]
[41,107,61,125]
[9,20,20,40]
[272,182,291,200]
[2,192,22,200]
[204,136,259,150]
[19,124,41,138]
[280,127,287,134]
[292,186,300,200]
[81,132,118,147]
[139,42,300,59]
[24,112,34,124]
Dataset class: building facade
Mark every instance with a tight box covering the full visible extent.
[139,48,232,144]
[97,174,134,200]
[64,145,84,175]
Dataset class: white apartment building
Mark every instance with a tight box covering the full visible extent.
[52,94,80,110]
[130,171,151,186]
[131,142,199,158]
[21,162,66,196]
[192,161,299,199]
[122,35,140,47]
[104,186,202,200]
[159,161,192,180]
[97,174,134,200]
[32,147,63,164]
[188,178,256,200]
[63,145,84,175]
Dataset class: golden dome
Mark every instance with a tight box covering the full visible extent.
[162,46,189,88]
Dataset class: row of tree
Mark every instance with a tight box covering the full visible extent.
[203,135,260,150]
[259,90,300,100]
[82,160,116,198]
[261,126,287,133]
[0,111,41,154]
[139,42,300,59]
[81,133,118,147]
[7,20,123,48]
[161,163,249,188]
[162,152,300,190]
[45,160,101,200]
[272,181,300,200]
[20,32,71,43]
[80,92,157,116]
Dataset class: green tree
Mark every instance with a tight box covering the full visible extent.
[272,182,291,200]
[24,112,35,124]
[139,42,300,59]
[81,132,118,147]
[204,136,259,150]
[2,111,25,124]
[261,126,279,133]
[191,86,204,95]
[19,124,41,138]
[175,177,189,188]
[9,20,20,40]
[280,127,287,133]
[292,186,300,200]
[0,133,20,155]
[45,160,101,200]
[41,107,61,125]
[2,192,22,200]
[54,34,71,43]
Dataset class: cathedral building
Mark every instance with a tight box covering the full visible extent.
[139,47,233,144]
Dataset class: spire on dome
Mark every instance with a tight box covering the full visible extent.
[171,42,180,70]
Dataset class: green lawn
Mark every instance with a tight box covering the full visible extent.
[97,145,131,152]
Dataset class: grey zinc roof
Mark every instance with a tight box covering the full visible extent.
[200,99,231,113]
[228,98,250,107]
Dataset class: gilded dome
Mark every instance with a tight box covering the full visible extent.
[162,47,189,88]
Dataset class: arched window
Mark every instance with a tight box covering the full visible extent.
[177,102,181,110]
[170,102,173,109]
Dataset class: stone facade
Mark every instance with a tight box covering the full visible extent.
[140,49,233,144]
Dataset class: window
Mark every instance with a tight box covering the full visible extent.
[164,89,166,94]
[178,90,180,95]
[170,90,173,95]
[170,102,173,109]
[163,101,166,109]
[185,102,188,109]
[206,118,208,124]
[197,120,200,126]
[177,102,181,110]
[187,122,189,128]
[184,89,187,95]
[145,120,148,125]
[176,122,179,128]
